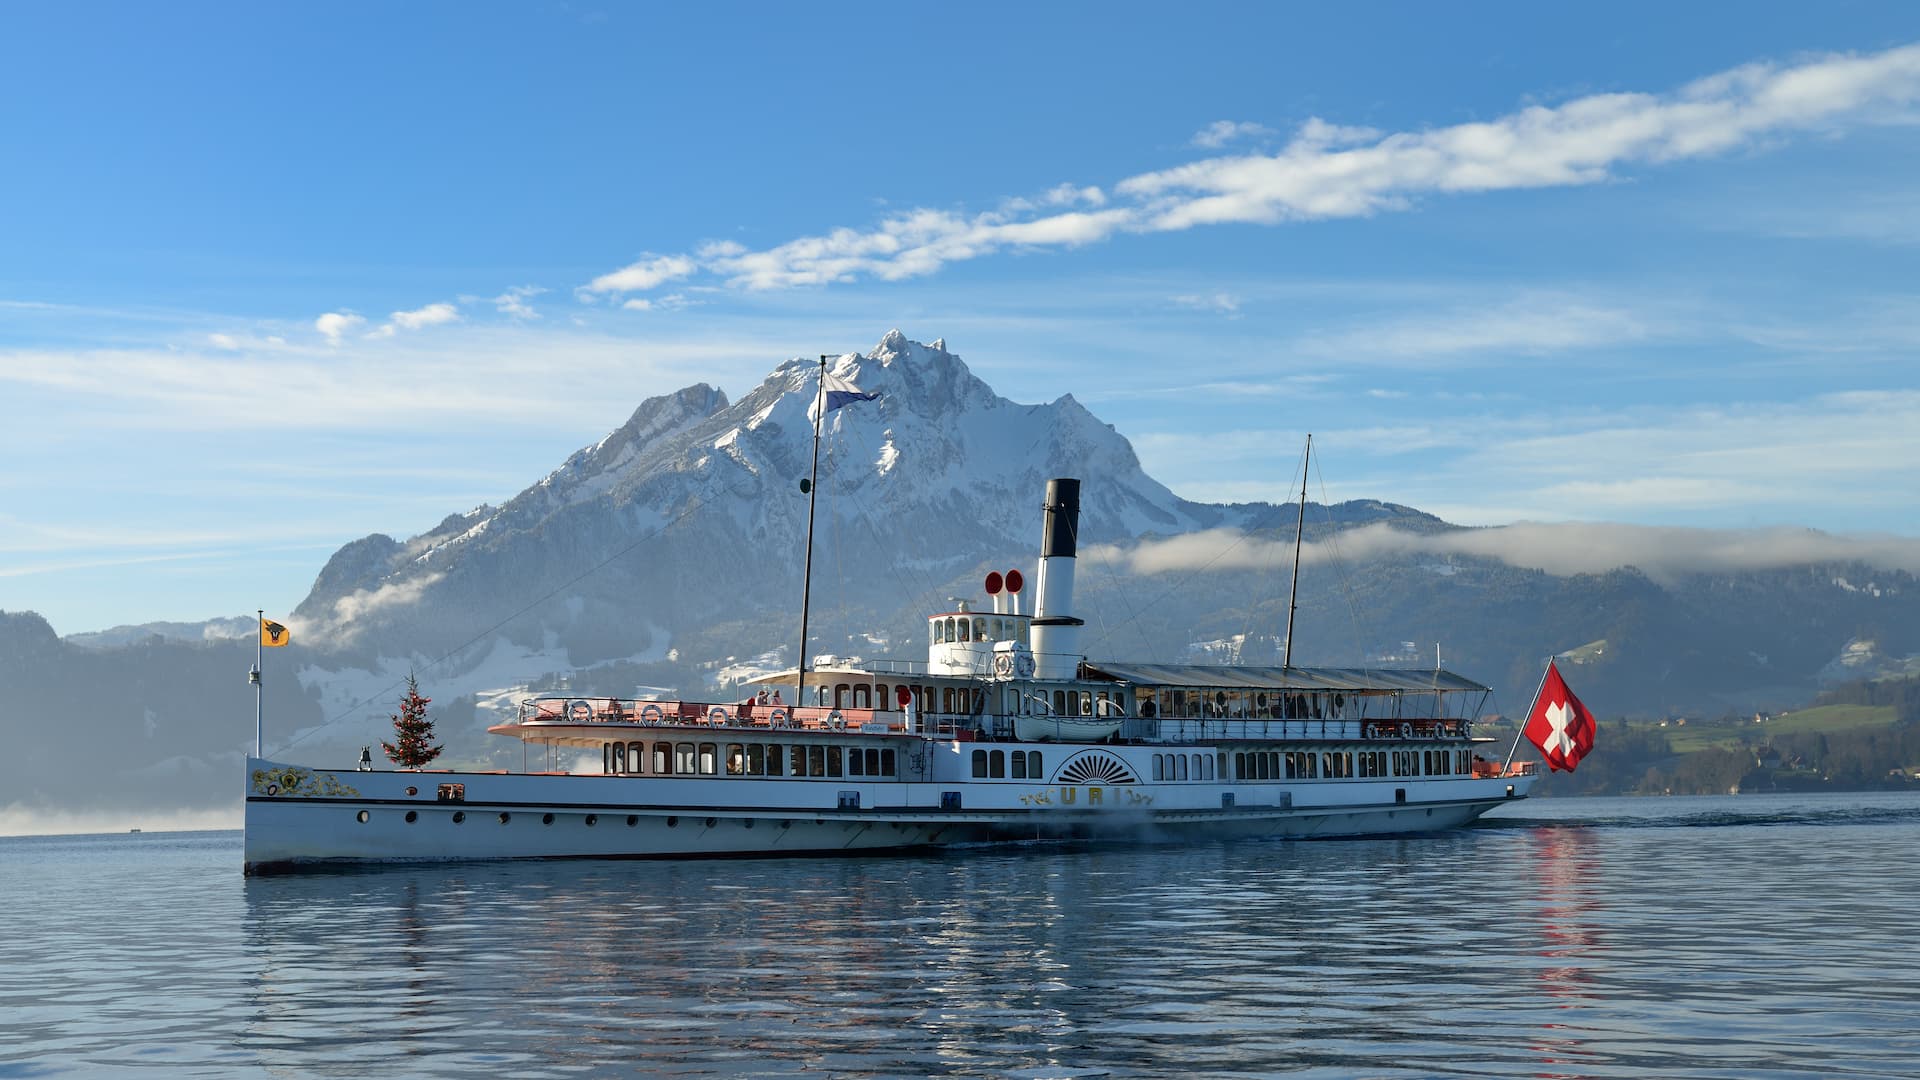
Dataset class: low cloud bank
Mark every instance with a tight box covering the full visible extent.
[1088,522,1920,584]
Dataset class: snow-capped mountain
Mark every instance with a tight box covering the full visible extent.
[292,331,1254,676]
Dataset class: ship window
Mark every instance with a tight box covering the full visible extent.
[1152,754,1164,781]
[972,749,988,777]
[610,742,626,774]
[654,742,671,774]
[1201,754,1213,780]
[699,743,718,775]
[603,742,613,775]
[973,618,986,641]
[1079,692,1091,716]
[1254,753,1269,780]
[1177,755,1189,781]
[807,745,826,777]
[826,746,843,778]
[747,744,765,775]
[956,619,970,642]
[1232,752,1245,781]
[629,742,644,773]
[1012,751,1029,780]
[764,743,783,776]
[1052,690,1066,717]
[875,684,889,710]
[674,742,696,774]
[848,748,864,777]
[989,750,1005,778]
[726,744,745,776]
[881,748,896,776]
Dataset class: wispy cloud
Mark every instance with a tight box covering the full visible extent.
[493,285,546,319]
[1138,388,1920,522]
[1296,293,1654,363]
[314,311,365,345]
[1191,120,1275,149]
[1170,292,1243,316]
[581,253,697,298]
[391,301,460,330]
[579,42,1920,297]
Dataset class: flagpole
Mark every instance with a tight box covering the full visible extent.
[795,355,827,711]
[253,607,264,759]
[1501,657,1556,772]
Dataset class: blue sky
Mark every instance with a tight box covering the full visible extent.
[5,4,1920,634]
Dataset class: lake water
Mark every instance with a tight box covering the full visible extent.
[4,792,1919,1078]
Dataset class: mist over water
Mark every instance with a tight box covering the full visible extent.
[5,793,1919,1078]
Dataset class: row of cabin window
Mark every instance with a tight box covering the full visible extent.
[812,682,1121,719]
[1139,688,1362,720]
[1150,753,1218,781]
[1010,688,1123,718]
[815,682,988,715]
[601,741,897,779]
[1229,748,1474,781]
[969,749,1044,779]
[931,616,1028,646]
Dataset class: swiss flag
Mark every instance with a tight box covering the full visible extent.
[1523,660,1596,772]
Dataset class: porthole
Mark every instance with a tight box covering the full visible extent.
[452,811,465,824]
[743,819,755,829]
[498,812,511,824]
[542,813,555,825]
[626,815,639,827]
[585,814,598,826]
[666,816,679,827]
[405,786,418,796]
[405,810,418,823]
[779,819,792,829]
[705,817,717,828]
[356,810,369,823]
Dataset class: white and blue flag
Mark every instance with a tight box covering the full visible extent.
[809,371,880,421]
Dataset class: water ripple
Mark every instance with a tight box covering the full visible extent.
[3,793,1920,1077]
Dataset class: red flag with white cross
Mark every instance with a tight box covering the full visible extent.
[1523,660,1596,772]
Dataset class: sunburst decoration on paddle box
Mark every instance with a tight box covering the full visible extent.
[1054,751,1139,786]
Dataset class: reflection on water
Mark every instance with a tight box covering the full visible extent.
[6,793,1920,1078]
[1526,825,1602,1076]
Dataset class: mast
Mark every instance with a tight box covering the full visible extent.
[795,355,828,707]
[1282,435,1311,670]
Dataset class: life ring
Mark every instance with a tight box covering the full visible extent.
[827,709,845,729]
[1399,722,1413,739]
[707,706,731,724]
[767,707,790,727]
[639,704,664,724]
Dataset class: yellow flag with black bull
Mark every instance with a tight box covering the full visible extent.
[260,618,291,647]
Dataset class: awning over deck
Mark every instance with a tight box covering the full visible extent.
[1079,662,1490,694]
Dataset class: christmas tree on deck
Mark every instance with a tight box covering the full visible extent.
[382,672,443,769]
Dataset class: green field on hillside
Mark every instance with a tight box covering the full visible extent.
[1649,704,1898,754]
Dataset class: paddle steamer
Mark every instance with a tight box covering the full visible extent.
[244,472,1537,872]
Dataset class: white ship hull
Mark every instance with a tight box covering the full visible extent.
[242,748,1535,872]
